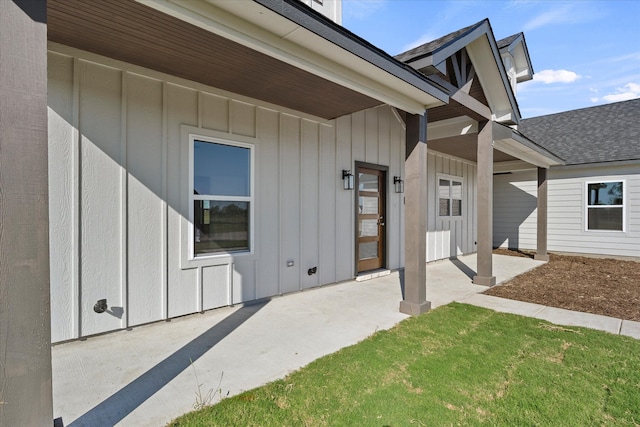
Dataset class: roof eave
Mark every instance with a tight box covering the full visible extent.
[136,0,448,116]
[249,0,449,108]
[493,122,565,168]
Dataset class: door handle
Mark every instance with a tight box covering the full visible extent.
[378,217,385,226]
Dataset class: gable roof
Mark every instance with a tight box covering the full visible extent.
[395,19,521,125]
[497,32,533,83]
[395,21,482,68]
[497,33,520,49]
[519,99,640,165]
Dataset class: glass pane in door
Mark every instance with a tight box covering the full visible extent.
[359,196,378,214]
[359,241,378,260]
[359,219,378,237]
[359,173,378,191]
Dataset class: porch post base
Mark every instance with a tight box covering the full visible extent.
[534,254,550,261]
[473,275,496,287]
[399,300,431,316]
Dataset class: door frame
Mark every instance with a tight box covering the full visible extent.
[354,162,389,274]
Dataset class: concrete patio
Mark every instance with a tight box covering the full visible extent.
[51,253,636,426]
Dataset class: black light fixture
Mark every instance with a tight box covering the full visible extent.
[394,176,404,193]
[342,170,354,190]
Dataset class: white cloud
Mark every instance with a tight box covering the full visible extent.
[593,83,640,103]
[343,0,386,20]
[533,69,581,84]
[523,2,599,31]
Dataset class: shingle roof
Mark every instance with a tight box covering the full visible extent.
[497,33,520,49]
[394,19,487,63]
[519,99,640,165]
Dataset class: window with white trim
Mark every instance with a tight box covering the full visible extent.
[190,135,253,256]
[438,176,463,217]
[586,181,624,231]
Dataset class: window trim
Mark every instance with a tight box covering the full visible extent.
[181,125,257,268]
[584,179,625,233]
[437,173,464,219]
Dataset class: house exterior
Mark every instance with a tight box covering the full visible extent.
[1,0,565,423]
[43,0,451,344]
[494,99,640,258]
[44,4,563,344]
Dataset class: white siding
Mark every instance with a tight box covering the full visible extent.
[47,44,405,342]
[426,151,477,262]
[494,164,640,258]
[297,0,342,24]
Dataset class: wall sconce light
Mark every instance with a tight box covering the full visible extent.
[394,176,404,193]
[342,170,354,190]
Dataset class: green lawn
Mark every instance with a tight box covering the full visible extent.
[169,303,640,426]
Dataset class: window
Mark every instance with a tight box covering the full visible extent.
[586,181,624,231]
[190,135,253,256]
[438,176,463,217]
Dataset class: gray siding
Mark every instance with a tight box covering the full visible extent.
[494,164,640,257]
[48,44,405,342]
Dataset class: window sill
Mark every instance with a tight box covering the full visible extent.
[181,250,256,270]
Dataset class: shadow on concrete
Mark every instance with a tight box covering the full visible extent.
[450,257,476,281]
[68,300,268,427]
[398,269,405,300]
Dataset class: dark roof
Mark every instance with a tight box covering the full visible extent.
[497,33,520,49]
[519,99,640,165]
[394,20,487,63]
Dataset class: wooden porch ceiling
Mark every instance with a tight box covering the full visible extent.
[47,0,382,120]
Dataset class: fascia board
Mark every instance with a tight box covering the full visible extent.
[405,21,490,75]
[493,139,552,168]
[138,0,447,114]
[250,0,447,102]
[466,35,521,124]
[512,43,533,82]
[493,122,564,168]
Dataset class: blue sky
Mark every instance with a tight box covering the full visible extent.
[342,0,640,118]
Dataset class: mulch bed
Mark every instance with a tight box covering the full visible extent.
[486,249,640,322]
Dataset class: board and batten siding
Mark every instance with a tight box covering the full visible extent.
[426,151,477,262]
[493,164,640,257]
[47,44,406,342]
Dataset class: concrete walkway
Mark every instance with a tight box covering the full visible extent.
[51,254,639,426]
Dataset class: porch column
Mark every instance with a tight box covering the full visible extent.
[473,121,496,286]
[400,112,431,315]
[534,167,550,261]
[0,1,53,425]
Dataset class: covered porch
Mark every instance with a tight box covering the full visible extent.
[51,253,545,426]
[2,0,444,423]
[396,19,563,318]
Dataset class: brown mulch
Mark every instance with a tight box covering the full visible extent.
[486,249,640,322]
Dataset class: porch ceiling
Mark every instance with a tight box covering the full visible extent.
[47,0,383,120]
[427,134,517,163]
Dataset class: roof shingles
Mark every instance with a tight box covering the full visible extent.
[519,99,640,165]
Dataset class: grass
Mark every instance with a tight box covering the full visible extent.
[168,303,640,426]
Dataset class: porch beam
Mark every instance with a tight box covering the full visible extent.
[427,74,489,121]
[450,90,492,122]
[400,112,431,315]
[473,121,496,286]
[0,0,53,425]
[534,167,550,261]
